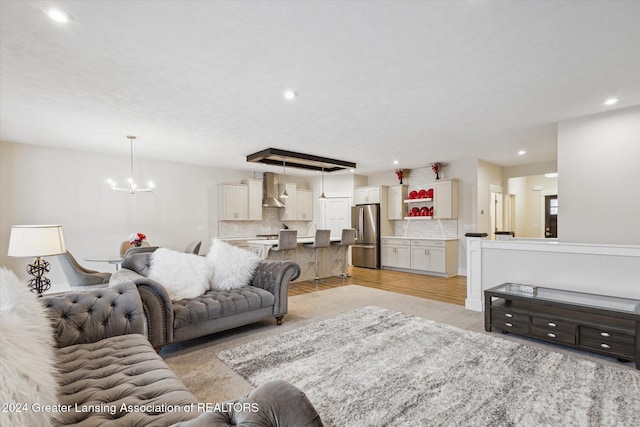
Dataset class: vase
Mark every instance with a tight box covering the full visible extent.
[435,172,440,180]
[399,178,403,184]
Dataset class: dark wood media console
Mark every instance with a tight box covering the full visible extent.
[485,283,640,369]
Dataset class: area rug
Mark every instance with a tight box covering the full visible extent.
[218,306,639,426]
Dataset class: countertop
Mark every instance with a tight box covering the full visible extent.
[247,237,341,246]
[381,236,459,241]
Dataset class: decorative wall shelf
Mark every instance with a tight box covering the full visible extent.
[404,198,432,203]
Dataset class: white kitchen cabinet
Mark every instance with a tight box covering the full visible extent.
[355,186,381,205]
[381,238,411,269]
[278,183,297,221]
[244,179,263,221]
[382,238,458,277]
[433,180,458,219]
[296,189,313,221]
[387,185,408,220]
[410,240,446,273]
[219,184,248,220]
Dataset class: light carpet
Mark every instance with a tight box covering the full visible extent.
[218,306,640,427]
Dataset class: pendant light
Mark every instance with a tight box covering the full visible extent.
[318,165,327,200]
[280,160,289,199]
[107,135,154,194]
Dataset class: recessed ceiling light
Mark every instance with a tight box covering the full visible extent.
[45,8,72,23]
[393,160,399,165]
[604,97,619,106]
[283,90,297,100]
[518,150,526,156]
[350,169,355,173]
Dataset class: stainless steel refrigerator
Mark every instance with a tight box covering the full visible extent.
[351,204,380,269]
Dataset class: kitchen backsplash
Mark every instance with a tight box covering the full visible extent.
[394,165,458,238]
[393,218,458,238]
[218,208,313,239]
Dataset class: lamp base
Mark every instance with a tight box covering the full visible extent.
[27,256,51,297]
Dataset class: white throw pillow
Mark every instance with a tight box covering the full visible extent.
[207,238,261,290]
[148,248,213,300]
[0,267,58,427]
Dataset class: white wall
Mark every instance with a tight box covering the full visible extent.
[558,106,640,244]
[503,160,557,182]
[0,141,254,284]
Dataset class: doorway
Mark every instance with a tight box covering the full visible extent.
[323,197,351,238]
[544,195,558,238]
[489,189,504,240]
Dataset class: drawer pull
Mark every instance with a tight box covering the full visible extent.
[547,333,556,338]
[547,322,556,327]
[505,313,513,318]
[600,332,611,337]
[600,343,611,349]
[504,322,513,327]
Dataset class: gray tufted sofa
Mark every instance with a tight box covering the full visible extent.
[41,282,322,426]
[110,252,300,349]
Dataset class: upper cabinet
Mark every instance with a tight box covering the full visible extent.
[387,185,408,220]
[296,188,313,221]
[278,183,298,221]
[219,183,248,220]
[355,186,381,205]
[244,179,263,221]
[434,180,458,219]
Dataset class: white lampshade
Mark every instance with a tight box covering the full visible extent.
[7,225,66,257]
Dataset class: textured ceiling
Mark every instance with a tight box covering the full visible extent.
[1,1,639,176]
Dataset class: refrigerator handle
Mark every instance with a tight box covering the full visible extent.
[359,207,364,241]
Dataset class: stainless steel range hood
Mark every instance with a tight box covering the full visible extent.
[262,172,285,208]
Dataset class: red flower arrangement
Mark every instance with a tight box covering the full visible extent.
[395,169,404,184]
[129,232,147,247]
[431,163,441,180]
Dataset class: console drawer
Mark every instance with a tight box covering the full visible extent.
[490,308,530,335]
[579,337,635,358]
[580,326,635,345]
[579,326,635,357]
[491,308,529,323]
[531,317,576,334]
[531,326,576,345]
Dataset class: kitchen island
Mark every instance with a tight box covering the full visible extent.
[247,236,343,282]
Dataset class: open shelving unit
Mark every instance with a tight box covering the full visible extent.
[404,197,433,219]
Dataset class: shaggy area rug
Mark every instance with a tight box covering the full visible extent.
[218,306,639,426]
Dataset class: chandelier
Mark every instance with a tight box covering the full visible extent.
[107,135,154,194]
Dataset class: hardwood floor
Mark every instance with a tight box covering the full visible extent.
[289,266,467,306]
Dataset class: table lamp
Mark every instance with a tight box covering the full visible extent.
[8,225,66,297]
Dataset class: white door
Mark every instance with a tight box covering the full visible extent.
[489,191,503,240]
[324,198,351,238]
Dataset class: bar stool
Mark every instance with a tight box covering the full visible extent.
[270,230,297,262]
[337,228,356,278]
[304,230,331,282]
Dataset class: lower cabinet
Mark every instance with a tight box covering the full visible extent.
[410,240,446,273]
[381,238,457,277]
[381,239,411,269]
